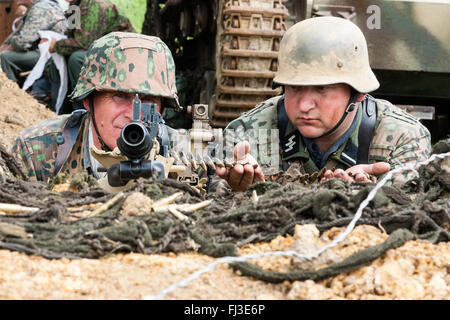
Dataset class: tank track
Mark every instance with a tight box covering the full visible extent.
[211,0,290,128]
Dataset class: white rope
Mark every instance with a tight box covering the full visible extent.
[145,152,450,300]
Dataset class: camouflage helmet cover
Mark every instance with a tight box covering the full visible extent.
[273,16,379,93]
[71,32,180,109]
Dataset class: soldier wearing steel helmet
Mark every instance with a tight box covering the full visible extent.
[11,32,180,183]
[216,16,431,192]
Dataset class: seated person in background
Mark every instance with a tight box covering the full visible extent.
[0,0,67,83]
[45,0,134,114]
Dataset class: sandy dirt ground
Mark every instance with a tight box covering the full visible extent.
[0,225,448,300]
[0,72,448,300]
[0,72,55,150]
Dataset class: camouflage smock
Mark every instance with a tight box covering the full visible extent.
[224,95,432,184]
[53,0,134,56]
[3,0,67,51]
[11,113,90,182]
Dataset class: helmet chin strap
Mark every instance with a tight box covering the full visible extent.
[89,96,112,152]
[313,90,359,140]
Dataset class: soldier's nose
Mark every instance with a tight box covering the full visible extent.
[291,87,315,113]
[298,96,315,113]
[122,106,134,121]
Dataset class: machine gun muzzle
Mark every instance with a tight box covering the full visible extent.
[117,121,154,161]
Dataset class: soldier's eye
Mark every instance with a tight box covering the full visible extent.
[114,93,128,99]
[112,93,130,103]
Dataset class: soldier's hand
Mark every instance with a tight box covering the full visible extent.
[39,37,56,53]
[321,162,391,183]
[215,141,265,192]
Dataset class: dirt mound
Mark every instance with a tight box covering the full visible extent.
[0,72,55,150]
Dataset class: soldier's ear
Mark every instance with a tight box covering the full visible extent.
[82,98,91,111]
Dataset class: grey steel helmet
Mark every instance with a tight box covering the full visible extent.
[273,16,379,93]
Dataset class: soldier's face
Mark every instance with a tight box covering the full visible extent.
[84,92,162,150]
[284,84,356,139]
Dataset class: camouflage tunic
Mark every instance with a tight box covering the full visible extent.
[53,0,134,56]
[3,0,67,51]
[11,113,89,182]
[225,95,432,184]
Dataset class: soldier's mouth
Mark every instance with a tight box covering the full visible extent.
[298,118,319,124]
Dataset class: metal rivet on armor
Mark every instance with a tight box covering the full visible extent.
[337,61,343,68]
[56,135,65,145]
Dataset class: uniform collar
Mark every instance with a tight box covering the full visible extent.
[282,120,309,161]
[281,103,362,169]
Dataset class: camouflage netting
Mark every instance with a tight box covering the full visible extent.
[0,139,448,283]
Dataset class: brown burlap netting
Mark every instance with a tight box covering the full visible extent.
[0,139,448,283]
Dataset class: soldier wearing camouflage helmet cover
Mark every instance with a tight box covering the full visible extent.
[11,32,180,183]
[216,17,431,192]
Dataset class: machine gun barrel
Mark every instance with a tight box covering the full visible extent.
[117,121,154,161]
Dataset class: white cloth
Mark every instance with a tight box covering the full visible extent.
[22,30,68,114]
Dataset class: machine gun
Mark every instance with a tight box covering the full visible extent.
[97,94,226,193]
[98,95,171,187]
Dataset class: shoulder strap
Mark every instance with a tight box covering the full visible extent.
[277,96,289,144]
[357,94,377,164]
[54,109,87,175]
